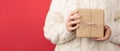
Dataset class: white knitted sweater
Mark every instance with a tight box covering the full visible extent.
[44,0,120,51]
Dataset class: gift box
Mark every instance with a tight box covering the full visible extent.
[76,9,104,37]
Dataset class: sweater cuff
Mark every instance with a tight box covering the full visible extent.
[106,22,120,45]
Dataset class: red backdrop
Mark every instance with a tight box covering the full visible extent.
[0,0,55,51]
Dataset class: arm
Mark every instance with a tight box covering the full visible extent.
[43,0,75,44]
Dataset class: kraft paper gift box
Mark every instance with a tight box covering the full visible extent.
[76,9,104,37]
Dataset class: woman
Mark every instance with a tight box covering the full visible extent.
[44,0,120,51]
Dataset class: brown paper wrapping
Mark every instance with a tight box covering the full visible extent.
[76,9,104,37]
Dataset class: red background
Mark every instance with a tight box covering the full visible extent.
[0,0,55,51]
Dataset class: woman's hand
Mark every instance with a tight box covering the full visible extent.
[66,10,80,32]
[91,25,112,41]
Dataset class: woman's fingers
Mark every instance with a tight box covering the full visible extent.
[69,24,79,31]
[67,20,80,32]
[66,10,81,32]
[70,10,79,16]
[69,20,80,25]
[68,13,80,21]
[94,25,111,41]
[66,10,80,32]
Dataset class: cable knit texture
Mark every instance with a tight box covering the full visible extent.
[44,0,120,51]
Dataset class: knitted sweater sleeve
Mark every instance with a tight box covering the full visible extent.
[43,0,75,44]
[107,0,120,45]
